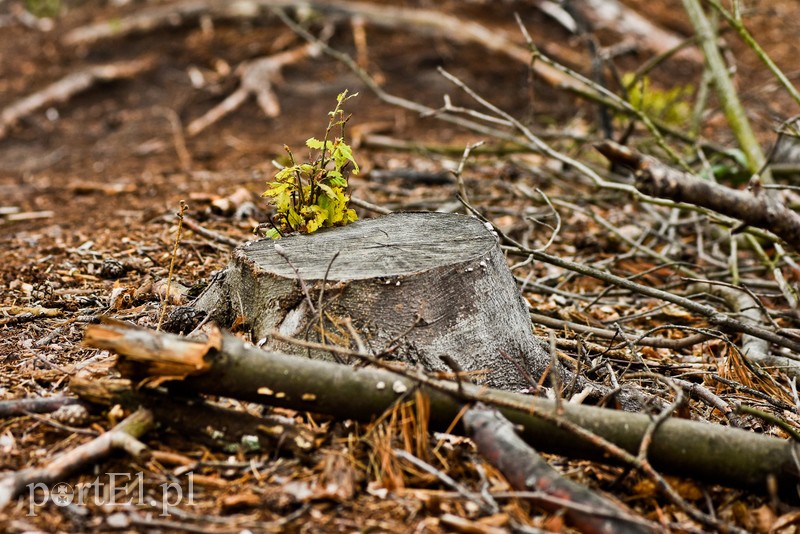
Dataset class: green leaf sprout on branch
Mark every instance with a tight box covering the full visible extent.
[261,90,360,239]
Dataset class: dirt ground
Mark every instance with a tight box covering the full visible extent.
[3,0,800,532]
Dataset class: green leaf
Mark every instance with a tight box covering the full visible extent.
[262,181,291,197]
[274,167,296,181]
[306,138,334,152]
[326,170,347,187]
[333,142,359,175]
[343,208,358,224]
[316,182,336,199]
[261,90,359,235]
[287,209,304,229]
[274,191,293,213]
[304,204,327,233]
[306,138,324,150]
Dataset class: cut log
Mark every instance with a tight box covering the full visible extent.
[195,212,554,390]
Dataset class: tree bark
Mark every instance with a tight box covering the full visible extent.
[195,212,554,391]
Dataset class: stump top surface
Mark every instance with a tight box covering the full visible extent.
[240,212,497,280]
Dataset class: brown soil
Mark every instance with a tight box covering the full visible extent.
[2,0,800,532]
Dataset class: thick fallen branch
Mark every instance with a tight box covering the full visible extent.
[464,403,658,533]
[0,407,153,510]
[0,59,153,139]
[595,140,800,252]
[564,0,702,62]
[82,320,800,497]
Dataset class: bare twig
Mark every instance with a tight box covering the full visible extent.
[158,201,188,331]
[393,448,497,514]
[0,407,154,510]
[506,242,800,356]
[0,396,83,417]
[529,312,711,350]
[182,216,240,248]
[705,0,800,109]
[349,196,392,215]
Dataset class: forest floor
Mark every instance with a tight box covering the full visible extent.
[2,0,800,532]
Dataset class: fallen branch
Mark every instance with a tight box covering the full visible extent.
[0,59,153,139]
[596,140,800,252]
[63,0,578,89]
[82,319,800,497]
[530,311,710,350]
[0,306,62,326]
[565,0,702,63]
[464,403,659,533]
[0,395,83,417]
[0,407,153,510]
[506,243,800,356]
[181,216,240,247]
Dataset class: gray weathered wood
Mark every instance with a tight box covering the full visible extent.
[195,212,554,390]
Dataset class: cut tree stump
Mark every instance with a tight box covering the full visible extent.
[195,212,554,390]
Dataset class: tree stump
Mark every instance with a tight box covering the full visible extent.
[195,212,555,391]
